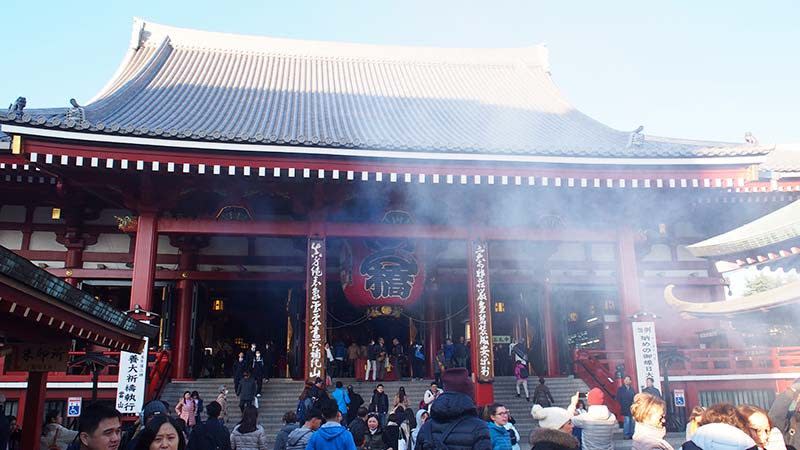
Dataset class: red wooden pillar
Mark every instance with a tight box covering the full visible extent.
[542,282,560,376]
[130,212,158,311]
[304,237,327,382]
[172,248,196,379]
[21,371,48,450]
[617,229,642,389]
[467,239,494,406]
[425,295,441,379]
[64,244,83,286]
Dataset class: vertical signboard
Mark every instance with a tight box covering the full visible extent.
[115,340,148,414]
[469,240,494,382]
[305,238,327,382]
[632,321,662,392]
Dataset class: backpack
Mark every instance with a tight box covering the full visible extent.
[421,416,467,450]
[519,366,529,379]
[187,422,221,450]
[296,398,308,422]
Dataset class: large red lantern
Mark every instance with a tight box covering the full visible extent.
[340,211,425,307]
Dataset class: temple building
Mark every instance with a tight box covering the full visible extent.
[1,19,798,422]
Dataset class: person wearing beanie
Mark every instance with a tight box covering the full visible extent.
[571,388,616,450]
[414,368,491,449]
[530,399,581,450]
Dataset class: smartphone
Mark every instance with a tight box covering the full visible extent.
[578,392,587,399]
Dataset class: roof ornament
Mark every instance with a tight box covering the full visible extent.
[66,98,85,123]
[744,131,759,145]
[6,97,26,116]
[627,125,645,148]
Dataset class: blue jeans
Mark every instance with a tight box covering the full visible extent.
[623,415,635,438]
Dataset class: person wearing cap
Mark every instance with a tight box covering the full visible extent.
[414,367,491,449]
[570,388,616,450]
[122,400,169,450]
[286,407,323,450]
[530,395,580,450]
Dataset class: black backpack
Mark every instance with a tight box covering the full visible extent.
[421,417,467,450]
[187,422,221,450]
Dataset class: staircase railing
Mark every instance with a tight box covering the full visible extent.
[573,349,622,420]
[146,350,172,401]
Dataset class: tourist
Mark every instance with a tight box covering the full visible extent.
[41,409,78,450]
[230,406,267,450]
[186,401,230,450]
[572,399,587,445]
[768,380,800,450]
[347,385,365,425]
[411,341,425,381]
[348,407,369,448]
[0,396,8,450]
[272,412,298,450]
[530,403,579,450]
[377,338,388,380]
[686,406,705,442]
[263,341,275,382]
[347,342,360,378]
[296,384,314,423]
[286,408,323,450]
[325,343,335,379]
[305,398,357,450]
[738,405,786,450]
[391,338,407,379]
[433,347,445,386]
[77,403,122,450]
[414,367,491,449]
[454,337,469,369]
[245,343,257,368]
[384,413,401,450]
[216,386,229,424]
[393,387,409,412]
[630,393,672,450]
[333,381,352,423]
[9,415,22,450]
[514,360,530,402]
[397,409,412,450]
[335,340,348,378]
[642,378,662,399]
[370,384,390,426]
[510,339,528,365]
[617,376,637,439]
[487,403,513,450]
[443,339,455,368]
[233,353,246,395]
[422,382,441,412]
[310,377,330,408]
[575,400,588,414]
[533,378,555,407]
[175,392,197,431]
[409,409,429,450]
[681,403,756,450]
[123,400,170,450]
[191,391,204,425]
[570,388,616,450]
[134,415,186,450]
[363,414,387,450]
[238,372,257,413]
[252,351,265,398]
[367,339,380,382]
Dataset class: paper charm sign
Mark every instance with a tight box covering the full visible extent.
[632,321,662,393]
[116,345,148,414]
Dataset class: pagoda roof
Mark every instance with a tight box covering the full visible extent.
[0,19,772,162]
[688,199,800,258]
[762,144,800,174]
[664,282,800,318]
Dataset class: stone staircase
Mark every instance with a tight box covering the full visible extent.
[161,376,591,446]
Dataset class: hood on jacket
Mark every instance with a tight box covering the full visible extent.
[587,405,614,421]
[318,422,348,440]
[690,423,757,450]
[530,428,580,450]
[429,392,478,421]
[280,423,299,434]
[414,408,429,429]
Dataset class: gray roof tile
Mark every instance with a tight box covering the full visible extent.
[0,19,771,159]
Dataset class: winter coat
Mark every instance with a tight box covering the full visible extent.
[348,393,365,423]
[530,428,581,450]
[368,344,382,360]
[414,392,491,450]
[230,424,269,450]
[533,384,555,407]
[513,363,528,381]
[393,395,409,411]
[176,399,197,427]
[238,378,257,402]
[423,389,440,407]
[410,409,429,450]
[348,344,360,361]
[306,422,358,450]
[272,423,298,450]
[285,425,315,450]
[335,342,348,360]
[768,387,800,450]
[385,422,401,449]
[453,343,468,359]
[363,427,387,450]
[632,422,673,450]
[680,423,757,450]
[642,387,662,399]
[252,358,265,379]
[570,405,617,450]
[194,399,204,423]
[233,359,247,380]
[333,388,352,415]
[348,418,368,448]
[488,422,512,450]
[40,423,78,450]
[217,392,228,422]
[503,423,521,450]
[617,386,636,417]
[371,392,389,414]
[187,419,232,450]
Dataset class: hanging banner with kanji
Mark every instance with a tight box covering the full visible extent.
[469,240,494,383]
[632,321,662,392]
[305,238,327,382]
[115,342,148,414]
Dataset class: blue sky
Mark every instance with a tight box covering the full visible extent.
[2,0,798,143]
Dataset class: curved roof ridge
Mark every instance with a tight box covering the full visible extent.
[134,18,551,68]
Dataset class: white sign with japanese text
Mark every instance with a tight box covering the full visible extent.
[115,343,148,414]
[632,321,662,393]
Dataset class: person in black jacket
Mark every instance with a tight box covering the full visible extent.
[616,376,636,439]
[233,352,246,395]
[367,339,380,382]
[187,401,231,450]
[348,407,369,448]
[238,372,257,412]
[370,384,390,426]
[414,368,491,450]
[252,351,265,397]
[347,385,365,425]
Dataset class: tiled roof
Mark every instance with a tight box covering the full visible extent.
[0,19,771,159]
[761,144,800,173]
[688,199,800,257]
[664,281,800,318]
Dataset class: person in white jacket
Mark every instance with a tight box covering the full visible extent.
[570,388,616,450]
[40,410,78,450]
[422,382,441,411]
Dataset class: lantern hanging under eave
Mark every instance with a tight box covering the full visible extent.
[340,211,426,307]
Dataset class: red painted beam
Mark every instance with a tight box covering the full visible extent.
[617,229,642,389]
[130,212,158,311]
[20,372,47,448]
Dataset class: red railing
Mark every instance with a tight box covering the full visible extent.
[573,349,622,420]
[146,350,171,401]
